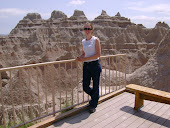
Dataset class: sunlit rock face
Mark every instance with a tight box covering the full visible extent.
[0,9,169,89]
[1,10,170,125]
[127,29,170,91]
[50,10,67,20]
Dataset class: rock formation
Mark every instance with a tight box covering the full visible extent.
[0,9,170,125]
[23,13,42,21]
[0,9,169,88]
[155,21,169,28]
[1,9,169,74]
[50,10,67,20]
[69,9,88,21]
[127,29,170,91]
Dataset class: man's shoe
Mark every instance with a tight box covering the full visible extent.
[89,107,96,113]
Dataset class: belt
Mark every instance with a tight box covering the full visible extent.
[84,60,99,64]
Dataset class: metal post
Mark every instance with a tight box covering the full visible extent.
[0,72,6,128]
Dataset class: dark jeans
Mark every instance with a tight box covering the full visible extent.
[83,60,102,108]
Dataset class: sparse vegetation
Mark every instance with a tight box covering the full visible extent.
[0,121,35,128]
[61,100,74,113]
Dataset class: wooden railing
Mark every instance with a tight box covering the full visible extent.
[0,54,126,128]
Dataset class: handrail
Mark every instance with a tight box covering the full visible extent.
[0,54,127,128]
[0,59,76,72]
[0,54,125,72]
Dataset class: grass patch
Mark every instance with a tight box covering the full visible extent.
[61,100,74,113]
[0,120,35,128]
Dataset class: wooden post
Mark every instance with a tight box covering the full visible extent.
[134,92,144,110]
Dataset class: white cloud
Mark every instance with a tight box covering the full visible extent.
[0,8,31,16]
[130,15,170,22]
[0,8,51,19]
[128,4,170,16]
[127,1,145,6]
[126,2,170,27]
[131,15,157,20]
[130,15,170,28]
[69,0,85,5]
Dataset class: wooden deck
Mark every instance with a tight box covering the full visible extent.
[47,92,170,128]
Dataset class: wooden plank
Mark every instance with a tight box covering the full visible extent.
[115,101,157,128]
[54,95,134,128]
[126,84,170,110]
[45,92,131,128]
[97,92,133,111]
[103,104,136,128]
[126,102,161,128]
[89,101,134,128]
[134,92,144,110]
[141,94,170,104]
[149,114,169,128]
[135,103,164,128]
[47,92,170,128]
[126,84,170,101]
[160,116,170,128]
[48,92,132,128]
[114,100,151,128]
[30,88,126,128]
[138,104,170,128]
[64,93,134,128]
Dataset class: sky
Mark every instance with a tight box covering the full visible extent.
[0,0,170,34]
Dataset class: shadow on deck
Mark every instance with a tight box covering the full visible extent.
[30,89,170,128]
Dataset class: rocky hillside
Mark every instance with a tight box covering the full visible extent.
[0,9,170,125]
[0,9,169,86]
[127,29,170,91]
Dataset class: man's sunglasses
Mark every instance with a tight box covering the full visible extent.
[84,28,92,30]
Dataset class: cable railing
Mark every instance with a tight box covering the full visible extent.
[0,54,126,128]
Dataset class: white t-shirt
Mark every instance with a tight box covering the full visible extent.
[82,36,99,62]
